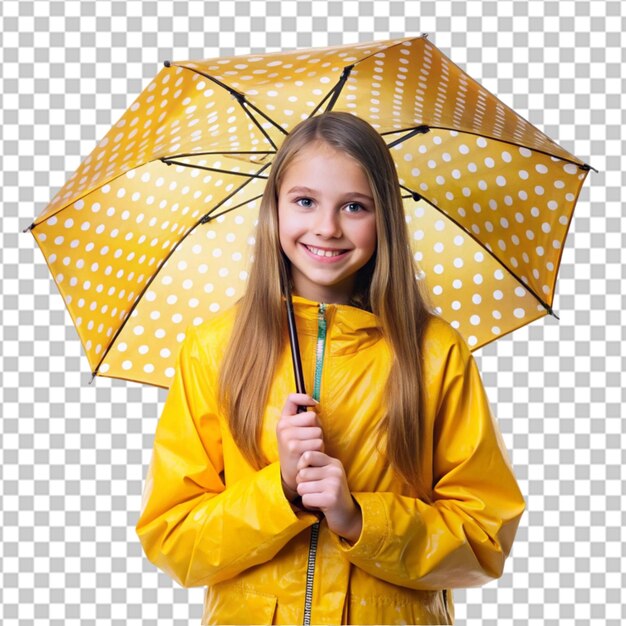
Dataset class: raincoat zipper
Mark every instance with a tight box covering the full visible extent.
[303,303,327,626]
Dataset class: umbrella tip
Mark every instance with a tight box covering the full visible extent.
[164,60,171,68]
[544,303,559,320]
[22,222,34,233]
[581,162,599,174]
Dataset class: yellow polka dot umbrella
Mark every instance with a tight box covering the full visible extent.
[28,35,592,388]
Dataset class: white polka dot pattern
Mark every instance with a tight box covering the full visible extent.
[34,160,265,387]
[103,191,262,384]
[31,36,590,387]
[181,39,399,132]
[406,197,546,348]
[37,66,274,223]
[394,131,586,305]
[181,37,578,162]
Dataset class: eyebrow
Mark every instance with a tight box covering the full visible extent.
[285,186,374,202]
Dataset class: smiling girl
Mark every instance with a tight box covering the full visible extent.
[136,112,525,625]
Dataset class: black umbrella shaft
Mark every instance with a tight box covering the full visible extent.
[285,294,307,397]
[280,256,308,413]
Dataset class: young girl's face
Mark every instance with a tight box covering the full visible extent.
[277,141,377,304]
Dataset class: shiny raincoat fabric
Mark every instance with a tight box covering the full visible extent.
[136,297,525,625]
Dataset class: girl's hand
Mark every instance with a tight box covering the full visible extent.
[296,451,363,543]
[276,393,324,500]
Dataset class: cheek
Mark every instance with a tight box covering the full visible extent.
[277,205,295,248]
[359,219,378,255]
[276,203,286,237]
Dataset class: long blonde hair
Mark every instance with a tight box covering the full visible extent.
[219,112,432,494]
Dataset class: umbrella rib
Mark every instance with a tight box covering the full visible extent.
[429,125,592,170]
[173,64,287,146]
[204,193,264,222]
[423,41,597,170]
[308,63,357,118]
[385,125,431,149]
[27,152,273,230]
[162,150,275,159]
[383,125,592,170]
[308,84,341,118]
[28,163,168,229]
[200,161,272,222]
[324,65,355,112]
[309,36,423,118]
[307,39,411,120]
[401,184,558,316]
[238,101,279,151]
[91,161,271,378]
[348,35,426,67]
[161,159,270,179]
[241,99,289,140]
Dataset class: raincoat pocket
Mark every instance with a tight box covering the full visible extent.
[202,585,278,625]
[348,589,452,625]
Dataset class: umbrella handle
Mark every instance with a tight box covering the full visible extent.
[280,254,308,413]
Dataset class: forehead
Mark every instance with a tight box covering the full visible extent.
[279,141,369,187]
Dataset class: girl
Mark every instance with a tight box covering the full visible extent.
[136,112,525,625]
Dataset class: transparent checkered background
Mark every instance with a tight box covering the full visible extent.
[2,0,624,624]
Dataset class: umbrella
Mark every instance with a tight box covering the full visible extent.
[27,34,592,388]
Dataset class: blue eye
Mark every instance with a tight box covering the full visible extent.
[345,202,364,213]
[296,197,313,208]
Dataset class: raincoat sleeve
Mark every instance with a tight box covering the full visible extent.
[135,325,315,588]
[337,325,526,590]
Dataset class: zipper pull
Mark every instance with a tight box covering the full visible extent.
[313,303,328,402]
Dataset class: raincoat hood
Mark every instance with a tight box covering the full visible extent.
[136,297,525,624]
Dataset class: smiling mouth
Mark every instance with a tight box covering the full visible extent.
[304,244,348,258]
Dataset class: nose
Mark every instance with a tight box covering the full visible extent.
[313,206,342,239]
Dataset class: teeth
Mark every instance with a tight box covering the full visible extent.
[307,246,343,258]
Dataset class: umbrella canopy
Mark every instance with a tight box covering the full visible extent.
[28,35,591,388]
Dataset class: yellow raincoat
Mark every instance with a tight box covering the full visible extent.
[136,296,525,625]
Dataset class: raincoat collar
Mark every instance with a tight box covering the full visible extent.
[291,295,382,351]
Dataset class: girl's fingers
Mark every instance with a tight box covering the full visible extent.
[276,411,321,433]
[285,426,323,441]
[287,438,324,455]
[296,450,332,471]
[282,394,319,415]
[300,493,326,510]
[297,459,343,484]
[296,479,327,495]
[299,487,342,510]
[295,465,327,483]
[277,410,320,427]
